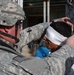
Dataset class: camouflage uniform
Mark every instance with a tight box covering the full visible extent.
[0,43,74,75]
[20,22,49,48]
[0,0,74,75]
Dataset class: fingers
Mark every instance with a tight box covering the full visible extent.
[62,17,74,49]
[66,21,74,27]
[61,17,70,22]
[51,17,73,28]
[61,17,74,28]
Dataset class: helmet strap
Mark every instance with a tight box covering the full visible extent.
[15,23,19,42]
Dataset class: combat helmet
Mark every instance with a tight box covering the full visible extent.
[0,0,25,43]
[0,0,25,26]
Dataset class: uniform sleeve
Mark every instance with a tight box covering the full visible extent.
[19,22,49,48]
[18,44,74,75]
[5,44,74,75]
[43,44,74,75]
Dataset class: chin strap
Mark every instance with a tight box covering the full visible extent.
[0,31,19,43]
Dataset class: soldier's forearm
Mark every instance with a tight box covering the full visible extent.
[19,22,49,47]
[45,44,74,75]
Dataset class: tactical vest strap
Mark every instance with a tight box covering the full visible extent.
[13,57,48,75]
[13,55,31,63]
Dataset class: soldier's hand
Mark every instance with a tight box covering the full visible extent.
[60,17,70,22]
[60,17,74,27]
[66,35,74,49]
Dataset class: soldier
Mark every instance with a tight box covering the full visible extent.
[0,0,74,75]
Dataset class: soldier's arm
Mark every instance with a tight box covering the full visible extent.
[19,22,49,48]
[5,36,74,75]
[42,35,74,75]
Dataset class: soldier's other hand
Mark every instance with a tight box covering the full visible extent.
[60,17,74,27]
[60,17,70,22]
[66,35,74,49]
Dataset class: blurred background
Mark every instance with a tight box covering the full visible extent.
[23,0,72,28]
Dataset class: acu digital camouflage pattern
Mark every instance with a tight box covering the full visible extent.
[0,44,74,75]
[0,0,25,26]
[0,0,74,75]
[19,22,49,48]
